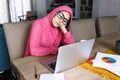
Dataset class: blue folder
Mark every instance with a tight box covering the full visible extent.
[0,25,10,72]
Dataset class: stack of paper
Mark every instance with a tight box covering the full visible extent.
[39,73,65,80]
[92,52,120,76]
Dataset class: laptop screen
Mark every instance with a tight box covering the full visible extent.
[40,39,95,73]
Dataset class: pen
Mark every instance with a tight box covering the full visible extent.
[34,66,37,79]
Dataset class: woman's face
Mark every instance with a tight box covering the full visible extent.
[52,11,70,28]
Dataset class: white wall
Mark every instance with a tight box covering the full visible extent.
[92,0,120,27]
[92,0,112,18]
[35,0,47,18]
[110,0,120,27]
[92,0,100,19]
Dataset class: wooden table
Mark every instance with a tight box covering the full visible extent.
[12,32,120,80]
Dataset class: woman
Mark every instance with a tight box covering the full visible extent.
[24,5,75,57]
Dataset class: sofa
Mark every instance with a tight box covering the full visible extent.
[96,16,119,37]
[3,19,96,61]
[2,15,120,80]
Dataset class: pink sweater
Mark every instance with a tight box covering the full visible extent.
[24,6,75,57]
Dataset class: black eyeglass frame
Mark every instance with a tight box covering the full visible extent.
[57,11,69,25]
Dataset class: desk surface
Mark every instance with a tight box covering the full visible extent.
[12,32,120,80]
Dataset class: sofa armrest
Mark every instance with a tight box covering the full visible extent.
[3,21,33,61]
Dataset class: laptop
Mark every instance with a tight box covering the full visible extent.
[40,38,95,73]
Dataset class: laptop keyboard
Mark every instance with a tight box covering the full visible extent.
[48,62,56,70]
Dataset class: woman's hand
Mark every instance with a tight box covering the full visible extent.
[59,25,68,33]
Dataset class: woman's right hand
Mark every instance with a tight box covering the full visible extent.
[59,24,68,33]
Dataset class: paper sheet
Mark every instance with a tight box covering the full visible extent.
[39,73,65,80]
[92,52,120,76]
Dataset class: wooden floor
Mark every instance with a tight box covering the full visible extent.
[0,69,13,80]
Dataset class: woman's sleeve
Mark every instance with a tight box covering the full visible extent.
[61,31,75,45]
[29,21,57,56]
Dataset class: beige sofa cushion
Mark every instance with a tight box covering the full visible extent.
[97,16,119,37]
[3,21,33,60]
[70,19,96,42]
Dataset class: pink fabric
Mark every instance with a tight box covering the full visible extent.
[24,5,75,57]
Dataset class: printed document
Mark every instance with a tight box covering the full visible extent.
[92,52,120,76]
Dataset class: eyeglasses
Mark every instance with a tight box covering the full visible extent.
[57,11,69,25]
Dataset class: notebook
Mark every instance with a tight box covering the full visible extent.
[40,39,95,73]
